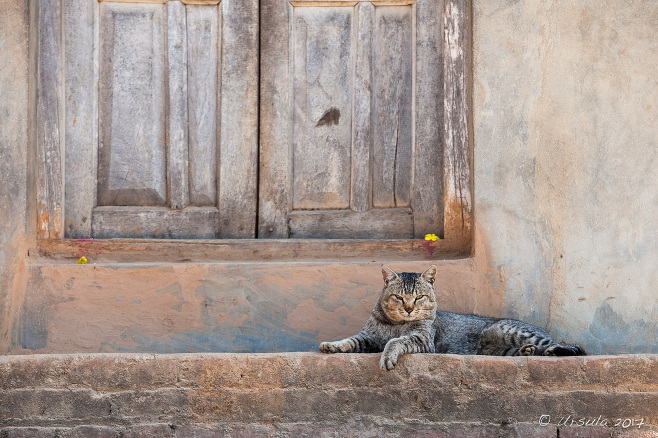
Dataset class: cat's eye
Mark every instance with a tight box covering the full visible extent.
[415,295,425,302]
[393,295,404,301]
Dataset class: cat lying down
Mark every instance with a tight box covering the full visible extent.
[320,265,585,370]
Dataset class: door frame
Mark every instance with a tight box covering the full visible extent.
[28,0,472,262]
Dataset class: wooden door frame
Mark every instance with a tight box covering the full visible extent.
[29,0,471,263]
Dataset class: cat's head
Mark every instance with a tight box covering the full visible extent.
[379,265,437,323]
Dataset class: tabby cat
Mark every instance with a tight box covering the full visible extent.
[319,265,585,370]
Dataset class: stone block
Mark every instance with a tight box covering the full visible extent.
[0,389,111,425]
[174,424,273,438]
[2,428,65,438]
[614,426,658,437]
[527,357,586,388]
[559,427,614,438]
[506,423,557,438]
[120,424,175,438]
[109,389,191,424]
[584,356,658,392]
[69,426,117,438]
[446,424,500,438]
[465,356,523,388]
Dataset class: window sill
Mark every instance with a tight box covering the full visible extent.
[35,237,471,264]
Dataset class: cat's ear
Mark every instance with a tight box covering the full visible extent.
[421,265,437,284]
[382,265,399,284]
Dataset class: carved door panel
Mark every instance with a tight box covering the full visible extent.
[61,0,258,239]
[260,0,450,239]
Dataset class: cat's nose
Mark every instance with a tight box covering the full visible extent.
[405,307,413,314]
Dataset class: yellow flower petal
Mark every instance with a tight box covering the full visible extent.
[77,256,88,264]
[424,233,439,241]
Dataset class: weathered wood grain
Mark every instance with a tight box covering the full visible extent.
[372,5,413,208]
[187,4,221,207]
[443,0,471,242]
[292,7,354,210]
[413,0,444,238]
[289,208,413,239]
[48,0,470,245]
[371,1,416,4]
[181,0,220,4]
[260,0,466,243]
[92,207,219,239]
[165,1,190,210]
[290,1,417,6]
[36,236,469,263]
[98,3,167,207]
[218,0,259,237]
[350,1,373,213]
[290,2,358,6]
[259,0,292,238]
[36,0,64,240]
[98,0,221,4]
[64,0,98,238]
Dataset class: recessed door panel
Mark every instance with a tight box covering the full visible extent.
[98,3,167,207]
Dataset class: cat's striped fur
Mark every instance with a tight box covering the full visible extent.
[319,265,585,370]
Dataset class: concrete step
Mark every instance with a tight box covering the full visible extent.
[13,259,476,355]
[1,353,656,436]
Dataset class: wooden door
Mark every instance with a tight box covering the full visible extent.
[36,0,469,241]
[57,0,258,239]
[260,0,458,239]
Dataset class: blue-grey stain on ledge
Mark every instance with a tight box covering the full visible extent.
[316,107,340,127]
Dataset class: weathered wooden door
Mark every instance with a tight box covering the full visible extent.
[37,0,469,241]
[260,0,464,239]
[55,0,258,239]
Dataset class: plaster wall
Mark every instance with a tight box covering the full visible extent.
[0,1,29,354]
[473,0,658,353]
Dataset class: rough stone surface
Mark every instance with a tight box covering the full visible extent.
[0,353,656,435]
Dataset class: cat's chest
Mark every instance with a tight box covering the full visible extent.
[372,319,431,341]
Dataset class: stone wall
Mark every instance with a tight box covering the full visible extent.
[1,353,657,437]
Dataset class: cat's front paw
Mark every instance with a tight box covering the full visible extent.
[380,352,399,370]
[319,341,340,353]
[519,344,537,356]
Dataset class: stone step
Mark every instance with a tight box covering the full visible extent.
[1,353,656,436]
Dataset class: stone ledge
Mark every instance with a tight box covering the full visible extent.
[0,353,656,435]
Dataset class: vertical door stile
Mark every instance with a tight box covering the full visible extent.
[410,0,416,227]
[216,4,223,213]
[351,1,372,213]
[36,0,64,240]
[372,3,414,210]
[218,0,259,238]
[443,0,471,242]
[165,1,190,210]
[413,0,444,238]
[259,0,293,238]
[287,0,295,232]
[64,0,99,238]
